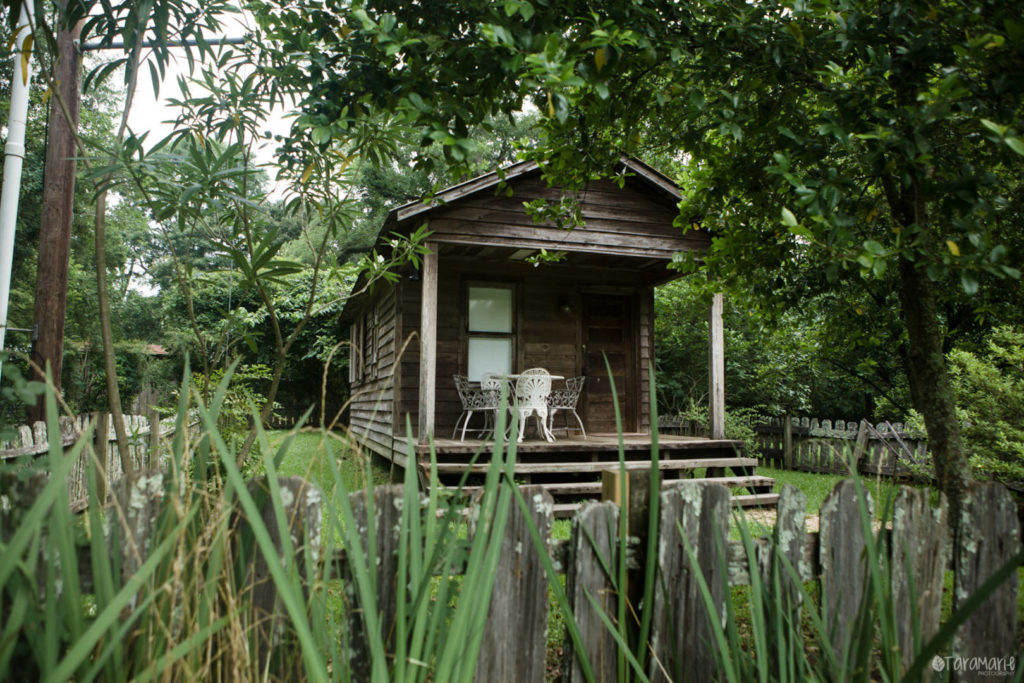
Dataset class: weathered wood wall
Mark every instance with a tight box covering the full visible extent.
[348,286,400,462]
[391,258,653,441]
[425,175,708,259]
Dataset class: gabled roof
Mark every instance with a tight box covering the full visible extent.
[386,156,682,229]
[340,157,692,322]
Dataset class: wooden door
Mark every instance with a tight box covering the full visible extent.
[582,294,635,433]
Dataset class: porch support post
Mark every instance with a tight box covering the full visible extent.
[708,292,725,439]
[418,242,439,444]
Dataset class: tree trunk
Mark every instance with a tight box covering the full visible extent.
[27,9,81,423]
[896,254,970,515]
[95,191,132,475]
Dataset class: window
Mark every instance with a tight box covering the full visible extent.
[467,285,514,381]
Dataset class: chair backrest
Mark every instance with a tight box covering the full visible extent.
[547,375,585,409]
[515,368,551,409]
[453,374,472,409]
[481,372,503,391]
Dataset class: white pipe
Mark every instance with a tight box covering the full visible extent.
[0,2,34,377]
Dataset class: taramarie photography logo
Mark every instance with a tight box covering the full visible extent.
[931,654,1017,677]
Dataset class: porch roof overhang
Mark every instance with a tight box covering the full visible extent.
[340,157,704,322]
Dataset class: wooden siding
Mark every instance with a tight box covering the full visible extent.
[348,286,399,461]
[396,257,654,444]
[421,176,708,259]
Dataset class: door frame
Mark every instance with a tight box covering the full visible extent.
[579,288,639,433]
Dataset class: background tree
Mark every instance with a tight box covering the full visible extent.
[253,0,1024,512]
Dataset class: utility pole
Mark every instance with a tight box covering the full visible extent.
[26,7,83,422]
[0,2,34,380]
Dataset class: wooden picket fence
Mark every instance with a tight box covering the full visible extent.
[0,412,197,511]
[659,415,931,479]
[754,416,931,477]
[79,470,1020,681]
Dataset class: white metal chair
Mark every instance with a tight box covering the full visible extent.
[513,368,554,442]
[547,376,586,439]
[452,375,500,441]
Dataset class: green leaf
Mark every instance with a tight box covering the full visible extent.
[863,239,886,256]
[781,207,798,227]
[961,271,979,295]
[1005,136,1024,156]
[980,119,1008,136]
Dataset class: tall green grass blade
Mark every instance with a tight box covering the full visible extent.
[581,585,649,682]
[736,514,769,683]
[677,518,740,683]
[0,426,83,587]
[0,586,29,672]
[85,425,123,681]
[323,439,389,681]
[131,616,229,683]
[81,581,164,681]
[602,355,631,681]
[637,364,660,669]
[901,547,1024,682]
[43,507,199,683]
[43,380,85,661]
[197,402,327,682]
[508,482,596,683]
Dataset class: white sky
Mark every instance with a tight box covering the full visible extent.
[122,9,292,191]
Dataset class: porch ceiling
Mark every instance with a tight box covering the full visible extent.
[433,242,688,286]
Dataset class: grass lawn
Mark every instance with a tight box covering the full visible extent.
[757,464,903,518]
[263,428,392,495]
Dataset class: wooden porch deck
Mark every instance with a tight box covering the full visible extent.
[418,433,744,459]
[413,433,779,516]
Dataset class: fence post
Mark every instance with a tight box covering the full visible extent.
[93,411,109,502]
[819,480,872,662]
[783,416,793,470]
[601,467,652,624]
[953,482,1021,676]
[147,409,160,467]
[773,484,808,612]
[649,481,731,683]
[891,487,950,679]
[110,468,167,586]
[344,485,403,681]
[242,476,323,673]
[564,501,620,683]
[474,486,553,682]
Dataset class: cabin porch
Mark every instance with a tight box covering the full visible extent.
[414,433,779,516]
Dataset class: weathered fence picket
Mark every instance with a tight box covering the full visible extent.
[564,501,620,683]
[5,473,1020,681]
[243,476,323,671]
[819,480,873,659]
[649,482,731,683]
[891,487,950,679]
[953,482,1021,674]
[344,485,403,681]
[473,486,553,682]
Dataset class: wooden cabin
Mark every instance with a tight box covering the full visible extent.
[342,158,776,513]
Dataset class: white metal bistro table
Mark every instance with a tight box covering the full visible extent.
[494,373,565,442]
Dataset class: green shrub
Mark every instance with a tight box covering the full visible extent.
[678,399,767,457]
[948,326,1024,485]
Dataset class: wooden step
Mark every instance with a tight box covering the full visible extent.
[429,457,759,476]
[454,475,775,498]
[553,491,781,518]
[732,493,781,508]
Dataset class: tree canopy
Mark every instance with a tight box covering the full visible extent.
[252,0,1024,505]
